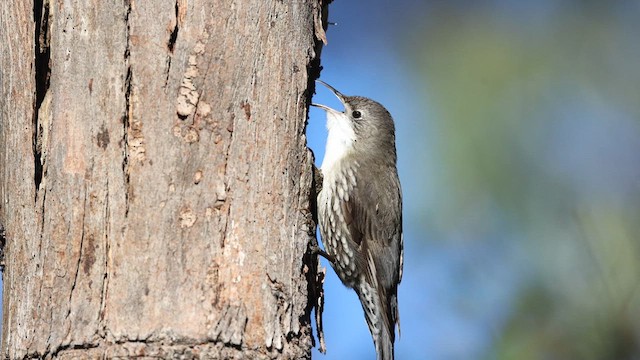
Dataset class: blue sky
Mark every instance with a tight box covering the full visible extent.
[311,1,640,359]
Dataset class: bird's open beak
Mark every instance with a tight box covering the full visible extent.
[311,80,346,113]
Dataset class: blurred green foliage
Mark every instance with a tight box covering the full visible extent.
[415,4,640,359]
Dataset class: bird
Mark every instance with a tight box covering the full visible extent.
[312,80,403,360]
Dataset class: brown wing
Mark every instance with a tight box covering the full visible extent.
[340,164,402,340]
[341,166,402,289]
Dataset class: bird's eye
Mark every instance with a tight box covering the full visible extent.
[352,110,362,119]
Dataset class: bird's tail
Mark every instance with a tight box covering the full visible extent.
[357,281,398,360]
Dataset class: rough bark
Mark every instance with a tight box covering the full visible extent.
[0,0,328,358]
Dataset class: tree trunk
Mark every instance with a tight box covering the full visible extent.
[0,0,327,358]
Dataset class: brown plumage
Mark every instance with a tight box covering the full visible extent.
[313,81,403,360]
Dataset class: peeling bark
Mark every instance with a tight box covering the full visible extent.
[0,0,330,358]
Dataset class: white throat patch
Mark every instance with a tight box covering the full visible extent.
[321,111,356,172]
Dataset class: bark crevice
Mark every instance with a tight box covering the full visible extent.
[33,0,51,199]
[67,184,89,324]
[219,110,235,250]
[167,0,180,53]
[98,178,110,330]
[122,0,133,218]
[35,342,100,360]
[164,0,181,87]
